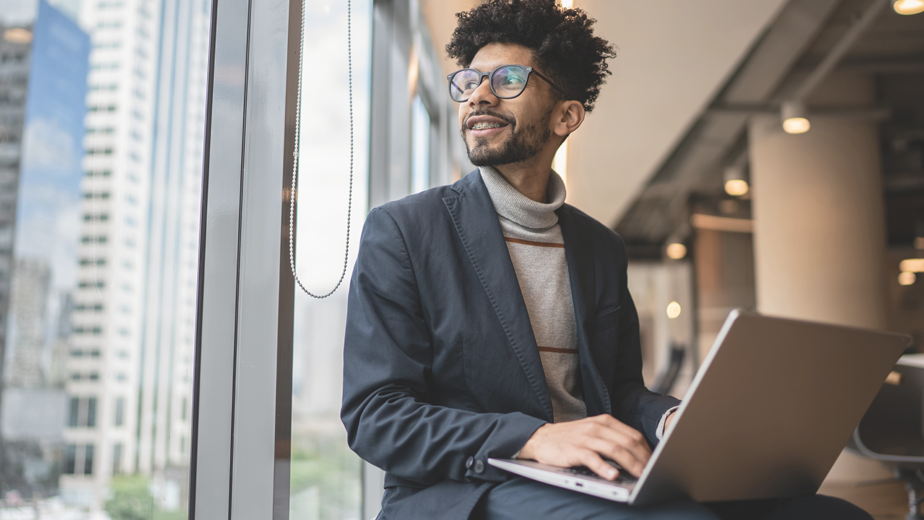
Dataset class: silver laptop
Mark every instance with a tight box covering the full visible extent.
[489,309,910,506]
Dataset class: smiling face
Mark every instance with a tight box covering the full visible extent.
[459,43,561,168]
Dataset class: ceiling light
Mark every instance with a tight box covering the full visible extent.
[899,271,916,286]
[723,165,749,196]
[724,180,749,197]
[666,301,681,319]
[894,0,924,15]
[666,243,687,260]
[3,28,32,44]
[900,258,924,272]
[781,101,810,134]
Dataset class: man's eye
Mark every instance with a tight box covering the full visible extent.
[462,81,480,90]
[501,76,525,86]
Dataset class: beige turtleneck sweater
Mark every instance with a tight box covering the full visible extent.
[480,166,588,423]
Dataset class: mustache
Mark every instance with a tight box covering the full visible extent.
[463,110,516,130]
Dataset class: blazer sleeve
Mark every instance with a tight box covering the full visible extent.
[609,244,682,446]
[340,207,546,485]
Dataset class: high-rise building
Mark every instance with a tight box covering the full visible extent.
[59,0,210,509]
[136,0,210,479]
[0,18,33,398]
[61,0,160,506]
[0,0,90,503]
[7,258,51,388]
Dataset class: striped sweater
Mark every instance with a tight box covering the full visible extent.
[480,166,587,423]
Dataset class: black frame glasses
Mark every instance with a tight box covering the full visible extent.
[446,64,567,103]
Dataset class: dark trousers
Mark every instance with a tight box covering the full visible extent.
[475,477,873,520]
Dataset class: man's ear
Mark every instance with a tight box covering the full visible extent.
[552,100,586,138]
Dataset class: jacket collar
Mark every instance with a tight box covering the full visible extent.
[557,205,612,416]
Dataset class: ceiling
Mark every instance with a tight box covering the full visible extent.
[614,0,924,257]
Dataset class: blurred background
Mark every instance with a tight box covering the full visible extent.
[0,0,921,518]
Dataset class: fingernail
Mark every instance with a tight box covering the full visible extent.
[607,469,617,479]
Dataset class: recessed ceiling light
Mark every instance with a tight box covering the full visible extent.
[900,258,924,273]
[666,243,687,260]
[899,271,916,286]
[894,0,924,15]
[725,179,749,197]
[666,301,682,319]
[782,101,810,134]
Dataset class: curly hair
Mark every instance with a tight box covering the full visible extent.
[446,0,616,113]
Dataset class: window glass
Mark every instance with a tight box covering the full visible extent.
[0,0,210,516]
[411,94,431,194]
[289,0,372,518]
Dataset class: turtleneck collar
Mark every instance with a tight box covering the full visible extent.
[479,166,566,231]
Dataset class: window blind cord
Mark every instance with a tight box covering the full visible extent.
[289,0,354,299]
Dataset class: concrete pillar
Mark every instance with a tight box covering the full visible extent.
[749,73,887,330]
[748,73,890,485]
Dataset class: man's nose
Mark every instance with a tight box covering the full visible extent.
[468,76,498,107]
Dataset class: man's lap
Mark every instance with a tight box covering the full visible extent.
[475,477,873,520]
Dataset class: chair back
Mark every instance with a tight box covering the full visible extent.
[848,355,924,468]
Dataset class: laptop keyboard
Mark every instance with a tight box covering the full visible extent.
[564,466,638,484]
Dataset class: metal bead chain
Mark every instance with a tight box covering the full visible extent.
[289,0,354,299]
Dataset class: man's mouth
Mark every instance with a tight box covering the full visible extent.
[465,113,513,137]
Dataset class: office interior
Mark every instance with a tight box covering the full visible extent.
[0,0,921,518]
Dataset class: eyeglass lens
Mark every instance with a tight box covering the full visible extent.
[449,66,530,102]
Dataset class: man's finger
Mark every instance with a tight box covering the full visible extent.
[576,449,619,481]
[584,438,646,477]
[585,422,651,470]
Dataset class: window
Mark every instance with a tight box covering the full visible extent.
[411,94,431,194]
[86,397,97,427]
[112,443,123,475]
[83,444,95,475]
[68,397,80,427]
[286,1,373,518]
[1,0,207,511]
[114,397,124,426]
[64,445,77,475]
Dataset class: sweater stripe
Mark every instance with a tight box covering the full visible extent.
[504,237,565,248]
[537,346,579,354]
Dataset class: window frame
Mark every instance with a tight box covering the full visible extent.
[189,0,295,517]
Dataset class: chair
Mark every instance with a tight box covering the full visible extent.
[652,343,686,396]
[847,354,924,520]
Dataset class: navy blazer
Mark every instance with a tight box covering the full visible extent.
[341,170,680,520]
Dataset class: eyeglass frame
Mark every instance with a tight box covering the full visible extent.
[446,64,568,103]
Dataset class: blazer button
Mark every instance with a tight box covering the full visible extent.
[474,459,485,474]
[466,456,474,469]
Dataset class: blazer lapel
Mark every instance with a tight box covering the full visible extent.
[443,171,554,422]
[558,205,612,416]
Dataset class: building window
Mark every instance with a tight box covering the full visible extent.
[83,444,94,475]
[114,397,124,426]
[86,397,97,428]
[112,443,123,475]
[64,444,77,474]
[68,397,80,427]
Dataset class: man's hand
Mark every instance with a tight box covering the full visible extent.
[517,414,651,481]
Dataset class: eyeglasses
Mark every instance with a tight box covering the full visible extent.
[446,64,567,103]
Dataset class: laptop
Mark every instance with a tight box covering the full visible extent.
[489,309,910,506]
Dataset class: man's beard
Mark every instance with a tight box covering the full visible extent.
[463,108,552,167]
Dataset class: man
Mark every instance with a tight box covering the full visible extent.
[341,1,871,518]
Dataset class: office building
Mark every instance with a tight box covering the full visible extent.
[60,0,160,506]
[137,0,211,479]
